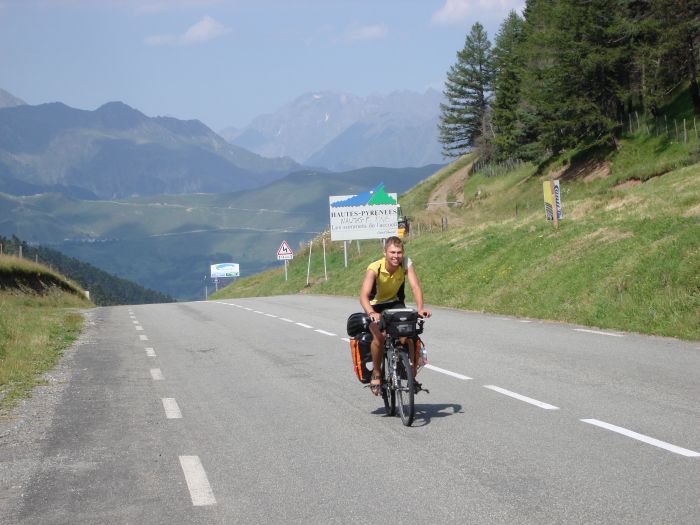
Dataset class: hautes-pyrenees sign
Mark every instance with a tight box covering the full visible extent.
[329,183,399,241]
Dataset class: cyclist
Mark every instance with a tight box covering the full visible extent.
[359,236,431,395]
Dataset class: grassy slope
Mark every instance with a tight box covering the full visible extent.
[0,255,91,410]
[213,134,700,341]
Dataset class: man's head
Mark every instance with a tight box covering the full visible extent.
[383,236,404,268]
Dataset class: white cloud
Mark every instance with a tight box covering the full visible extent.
[145,15,231,46]
[343,23,388,43]
[431,0,524,27]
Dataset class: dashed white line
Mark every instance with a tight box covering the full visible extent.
[296,322,313,329]
[573,328,623,337]
[484,385,559,410]
[179,456,216,506]
[265,313,278,318]
[150,368,164,381]
[425,364,472,380]
[145,347,156,357]
[581,419,700,457]
[132,320,138,324]
[139,335,149,341]
[518,320,532,323]
[135,326,143,331]
[244,308,252,311]
[253,310,264,314]
[279,318,294,323]
[162,398,183,419]
[315,329,336,336]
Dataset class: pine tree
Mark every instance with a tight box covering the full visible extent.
[491,10,526,159]
[438,22,493,157]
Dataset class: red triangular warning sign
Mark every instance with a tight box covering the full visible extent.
[277,240,294,259]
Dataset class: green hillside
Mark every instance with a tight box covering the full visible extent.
[212,108,700,341]
[0,235,174,305]
[0,254,91,410]
[0,164,441,299]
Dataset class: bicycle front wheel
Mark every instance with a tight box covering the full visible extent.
[396,350,414,426]
[382,354,396,416]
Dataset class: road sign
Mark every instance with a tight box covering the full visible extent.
[277,240,294,260]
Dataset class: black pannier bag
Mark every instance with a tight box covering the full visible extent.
[382,308,419,338]
[350,332,373,383]
[347,312,371,337]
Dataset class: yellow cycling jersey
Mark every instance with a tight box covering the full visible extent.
[367,257,413,305]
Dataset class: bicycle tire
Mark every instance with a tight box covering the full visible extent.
[396,349,414,426]
[382,354,396,416]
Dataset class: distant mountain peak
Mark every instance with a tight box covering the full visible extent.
[0,87,26,108]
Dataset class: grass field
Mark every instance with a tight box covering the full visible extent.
[213,147,700,341]
[0,255,91,411]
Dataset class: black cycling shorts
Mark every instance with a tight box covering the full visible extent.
[372,301,406,313]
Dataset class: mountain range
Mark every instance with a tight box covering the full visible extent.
[0,98,299,199]
[222,90,444,171]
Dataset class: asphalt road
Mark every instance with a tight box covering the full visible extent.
[1,295,698,524]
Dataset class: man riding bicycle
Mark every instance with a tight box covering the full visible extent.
[359,236,431,395]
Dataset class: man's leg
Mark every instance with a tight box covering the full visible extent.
[368,322,384,394]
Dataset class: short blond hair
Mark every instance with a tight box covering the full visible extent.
[385,236,403,249]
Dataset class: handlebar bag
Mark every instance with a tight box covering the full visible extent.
[382,308,419,338]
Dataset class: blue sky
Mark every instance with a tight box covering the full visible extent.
[0,0,523,132]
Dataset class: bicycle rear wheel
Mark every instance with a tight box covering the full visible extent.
[396,349,414,426]
[382,354,396,416]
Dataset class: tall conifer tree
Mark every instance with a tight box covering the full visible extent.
[438,22,493,157]
[491,10,526,159]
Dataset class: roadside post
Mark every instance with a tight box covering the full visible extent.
[306,240,313,286]
[323,236,328,281]
[277,240,294,281]
[543,177,563,228]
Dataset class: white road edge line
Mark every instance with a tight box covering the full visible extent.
[265,313,278,318]
[253,310,264,314]
[179,456,217,506]
[581,419,700,457]
[573,328,623,337]
[424,364,472,380]
[315,329,336,336]
[484,385,559,410]
[296,323,313,329]
[162,398,182,419]
[145,347,156,357]
[150,368,164,381]
[279,318,294,323]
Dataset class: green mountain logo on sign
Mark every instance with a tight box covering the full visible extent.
[330,182,398,207]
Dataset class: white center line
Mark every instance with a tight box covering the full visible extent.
[162,398,183,419]
[145,347,156,357]
[150,368,164,381]
[179,456,217,506]
[139,335,149,341]
[296,322,313,329]
[581,419,700,457]
[244,308,252,311]
[484,385,559,410]
[573,328,623,337]
[315,329,336,336]
[279,318,294,323]
[425,364,472,380]
[135,326,143,331]
[265,313,278,318]
[132,320,138,324]
[253,310,264,314]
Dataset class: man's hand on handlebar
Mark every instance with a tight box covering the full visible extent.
[368,311,381,323]
[418,309,432,319]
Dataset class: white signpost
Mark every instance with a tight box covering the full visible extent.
[329,183,398,267]
[277,240,294,280]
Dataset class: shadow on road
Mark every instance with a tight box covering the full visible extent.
[370,403,462,426]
